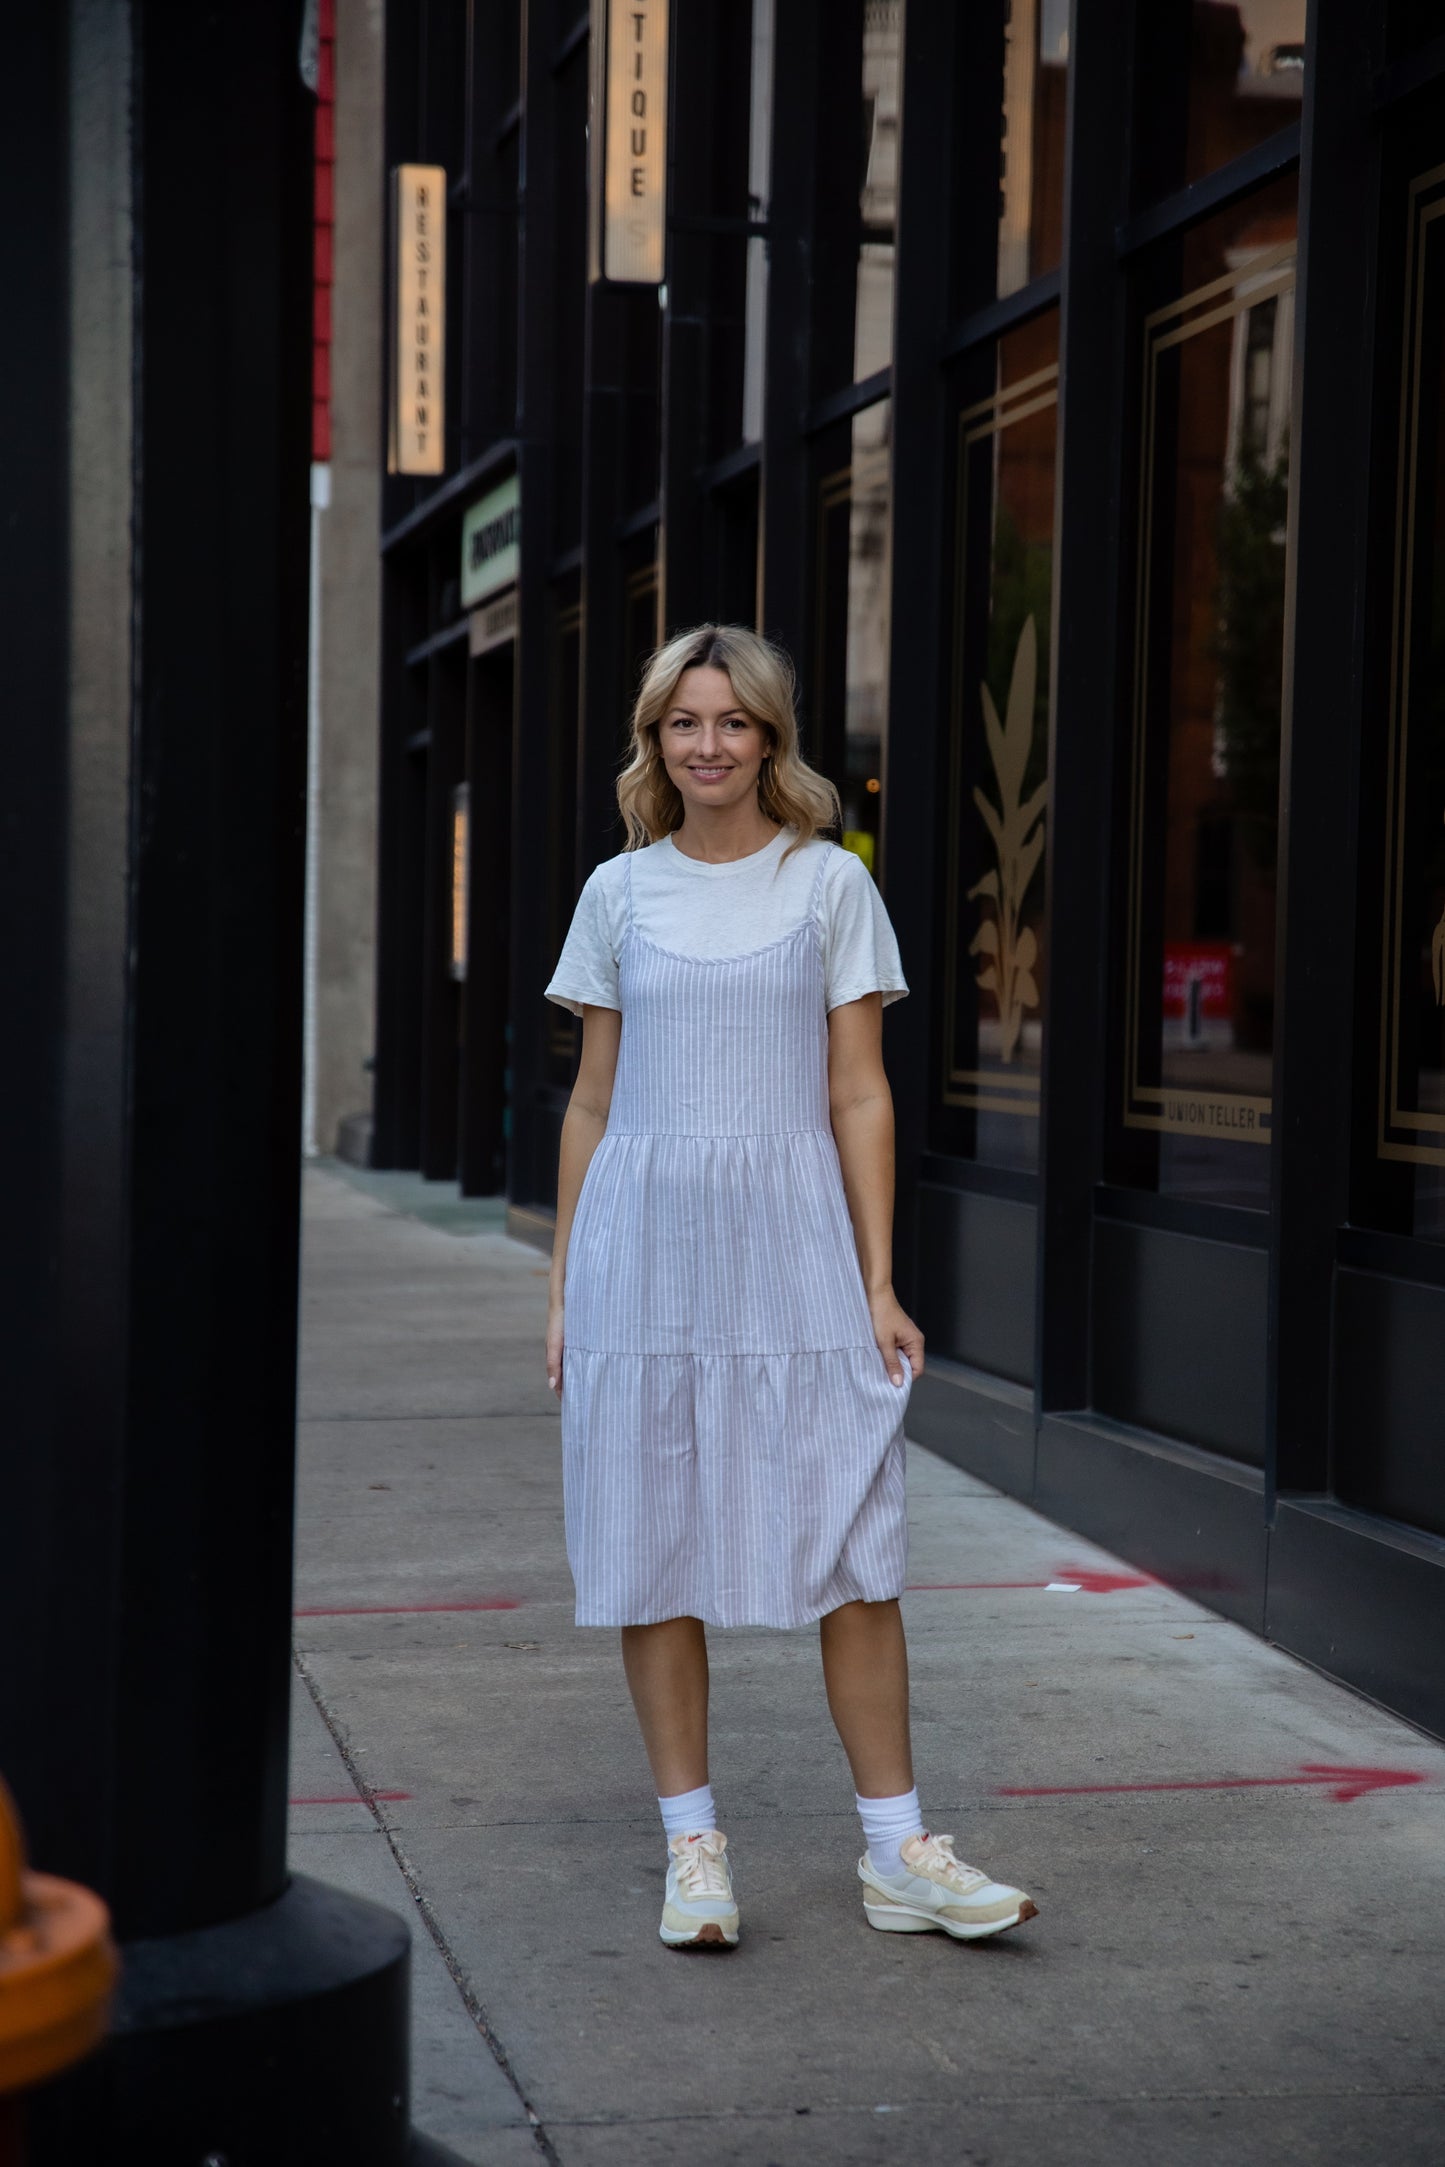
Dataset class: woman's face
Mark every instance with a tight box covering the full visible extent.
[658,666,770,817]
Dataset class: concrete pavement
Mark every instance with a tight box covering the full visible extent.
[292,1162,1445,2166]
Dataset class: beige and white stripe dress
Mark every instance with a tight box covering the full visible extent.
[554,840,910,1628]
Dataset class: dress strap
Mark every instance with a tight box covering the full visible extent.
[623,849,636,929]
[806,840,835,922]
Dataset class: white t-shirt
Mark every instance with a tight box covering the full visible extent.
[545,828,908,1017]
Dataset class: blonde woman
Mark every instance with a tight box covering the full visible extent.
[544,625,1036,1951]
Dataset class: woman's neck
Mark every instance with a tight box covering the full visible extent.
[670,805,781,865]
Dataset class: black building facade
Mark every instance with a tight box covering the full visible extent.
[374,0,1445,1738]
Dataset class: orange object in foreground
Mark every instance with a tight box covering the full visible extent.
[0,1776,116,2098]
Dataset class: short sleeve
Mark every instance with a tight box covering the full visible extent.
[822,847,909,1013]
[544,866,622,1015]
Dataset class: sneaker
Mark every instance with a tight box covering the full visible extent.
[859,1831,1037,1941]
[659,1831,739,1950]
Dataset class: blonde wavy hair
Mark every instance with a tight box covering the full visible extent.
[617,624,840,856]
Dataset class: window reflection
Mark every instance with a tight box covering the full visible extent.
[816,401,892,875]
[1118,180,1297,1207]
[742,0,773,442]
[997,0,1070,300]
[1183,1,1305,190]
[854,0,901,381]
[546,597,581,1078]
[936,314,1058,1171]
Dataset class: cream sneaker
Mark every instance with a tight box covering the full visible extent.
[659,1831,739,1950]
[859,1832,1037,1941]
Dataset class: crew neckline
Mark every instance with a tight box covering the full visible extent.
[657,826,792,875]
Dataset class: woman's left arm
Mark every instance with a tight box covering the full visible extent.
[828,992,925,1388]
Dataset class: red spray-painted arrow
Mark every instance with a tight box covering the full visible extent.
[907,1568,1155,1595]
[998,1764,1428,1805]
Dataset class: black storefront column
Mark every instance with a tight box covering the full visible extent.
[1033,0,1133,1413]
[758,0,825,669]
[1263,0,1377,1505]
[882,0,967,1318]
[2,6,412,2157]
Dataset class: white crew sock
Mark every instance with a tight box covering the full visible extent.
[856,1787,925,1878]
[658,1781,717,1846]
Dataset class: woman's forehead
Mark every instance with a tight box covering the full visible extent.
[668,664,744,712]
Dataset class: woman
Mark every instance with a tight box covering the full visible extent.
[544,624,1036,1951]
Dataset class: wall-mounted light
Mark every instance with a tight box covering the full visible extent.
[450,783,469,981]
[588,0,669,284]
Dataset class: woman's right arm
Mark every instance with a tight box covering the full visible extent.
[546,1004,622,1396]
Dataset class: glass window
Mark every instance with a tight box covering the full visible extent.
[622,549,659,718]
[934,313,1058,1170]
[742,0,773,442]
[1114,178,1297,1208]
[854,1,902,381]
[546,596,581,1084]
[1369,160,1445,1240]
[997,0,1070,300]
[815,400,892,874]
[1184,1,1305,191]
[1388,3,1443,59]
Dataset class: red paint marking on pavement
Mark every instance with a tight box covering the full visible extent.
[290,1791,412,1805]
[294,1598,521,1616]
[998,1764,1428,1805]
[906,1568,1154,1594]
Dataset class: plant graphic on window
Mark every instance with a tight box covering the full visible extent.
[967,614,1047,1062]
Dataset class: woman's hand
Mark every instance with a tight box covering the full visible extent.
[868,1286,924,1388]
[546,1299,564,1397]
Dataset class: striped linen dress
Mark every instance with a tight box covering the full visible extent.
[560,844,910,1628]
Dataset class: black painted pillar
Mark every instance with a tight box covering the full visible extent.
[2,4,411,2156]
[758,0,825,670]
[1264,0,1377,1505]
[1033,0,1134,1412]
[880,0,966,1315]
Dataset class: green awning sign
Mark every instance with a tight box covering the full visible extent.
[461,474,520,607]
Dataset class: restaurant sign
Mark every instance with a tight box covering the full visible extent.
[389,164,446,476]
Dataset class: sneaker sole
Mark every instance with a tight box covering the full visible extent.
[659,1919,739,1950]
[863,1895,1038,1942]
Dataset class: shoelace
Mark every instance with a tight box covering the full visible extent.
[907,1834,986,1892]
[674,1834,731,1899]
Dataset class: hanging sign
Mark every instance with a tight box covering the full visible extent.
[389,164,446,476]
[461,474,520,608]
[589,0,669,284]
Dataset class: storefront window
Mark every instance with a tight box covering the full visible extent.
[1184,1,1305,191]
[1370,161,1445,1240]
[1115,178,1297,1208]
[935,313,1058,1171]
[622,553,659,715]
[815,400,892,874]
[854,1,901,381]
[546,596,581,1085]
[997,0,1070,300]
[742,0,773,442]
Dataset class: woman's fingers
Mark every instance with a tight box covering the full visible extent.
[898,1318,926,1379]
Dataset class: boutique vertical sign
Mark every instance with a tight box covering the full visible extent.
[389,164,446,475]
[590,0,669,284]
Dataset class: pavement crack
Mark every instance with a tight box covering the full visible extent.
[293,1651,562,2167]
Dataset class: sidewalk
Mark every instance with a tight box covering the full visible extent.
[292,1163,1445,2167]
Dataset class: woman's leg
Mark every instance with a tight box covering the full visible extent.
[818,1598,914,1797]
[620,1616,711,1796]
